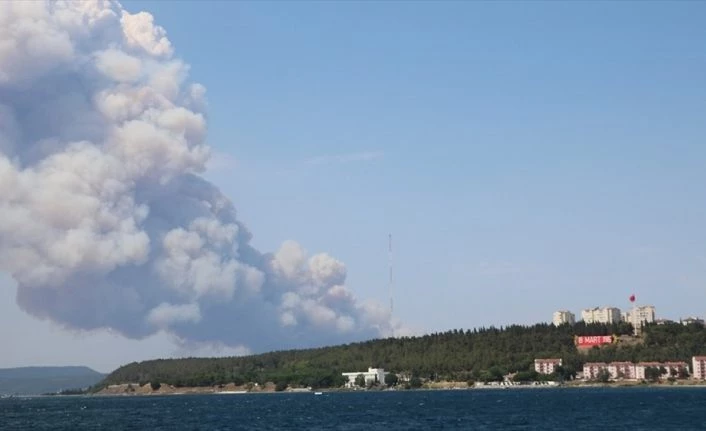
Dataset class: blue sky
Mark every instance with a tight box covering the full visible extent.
[148,0,706,322]
[3,1,706,371]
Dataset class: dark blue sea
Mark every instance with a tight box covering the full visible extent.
[2,387,706,430]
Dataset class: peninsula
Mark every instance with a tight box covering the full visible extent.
[92,321,706,394]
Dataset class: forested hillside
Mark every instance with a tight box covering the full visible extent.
[98,322,706,390]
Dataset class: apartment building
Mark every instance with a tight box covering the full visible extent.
[534,359,562,375]
[581,307,621,324]
[552,310,575,326]
[663,362,689,378]
[681,317,705,326]
[584,361,689,381]
[692,356,706,380]
[634,362,662,380]
[582,362,609,380]
[624,305,656,328]
[607,362,636,380]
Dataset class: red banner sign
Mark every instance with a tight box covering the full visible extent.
[575,335,614,347]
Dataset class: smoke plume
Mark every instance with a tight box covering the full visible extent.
[0,0,395,353]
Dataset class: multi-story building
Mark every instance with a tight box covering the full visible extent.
[633,362,684,380]
[552,310,575,326]
[655,319,675,325]
[692,356,706,380]
[584,361,689,381]
[634,362,686,380]
[341,368,387,388]
[635,362,662,380]
[582,362,609,380]
[534,359,562,375]
[663,362,689,378]
[681,317,704,326]
[608,362,636,380]
[624,305,656,328]
[581,307,621,324]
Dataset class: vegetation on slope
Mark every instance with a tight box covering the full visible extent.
[98,321,706,390]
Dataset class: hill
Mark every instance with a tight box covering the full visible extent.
[98,322,706,390]
[0,366,105,395]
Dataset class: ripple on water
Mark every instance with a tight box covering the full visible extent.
[2,388,706,430]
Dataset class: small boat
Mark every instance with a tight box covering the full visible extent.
[314,391,323,395]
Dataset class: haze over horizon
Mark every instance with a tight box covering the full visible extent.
[2,0,706,373]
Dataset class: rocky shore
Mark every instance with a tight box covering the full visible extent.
[97,382,278,396]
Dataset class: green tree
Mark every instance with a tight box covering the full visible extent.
[93,321,706,392]
[678,368,690,379]
[355,374,366,388]
[409,376,423,389]
[386,373,399,387]
[557,365,576,381]
[513,370,539,382]
[150,381,161,391]
[644,367,661,382]
[596,369,611,383]
[480,366,504,383]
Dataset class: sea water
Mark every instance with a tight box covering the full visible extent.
[2,387,706,430]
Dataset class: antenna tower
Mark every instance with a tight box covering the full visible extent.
[388,233,393,321]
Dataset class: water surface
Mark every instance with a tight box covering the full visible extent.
[2,387,705,430]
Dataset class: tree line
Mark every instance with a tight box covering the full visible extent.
[96,321,706,390]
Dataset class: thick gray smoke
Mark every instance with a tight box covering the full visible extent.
[0,0,396,353]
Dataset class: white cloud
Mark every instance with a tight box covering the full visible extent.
[95,49,142,82]
[147,303,202,327]
[0,0,395,357]
[120,10,172,57]
[205,151,238,173]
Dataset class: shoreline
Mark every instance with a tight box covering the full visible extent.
[79,380,706,397]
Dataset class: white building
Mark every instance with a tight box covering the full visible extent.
[663,362,689,377]
[342,367,386,388]
[693,356,706,380]
[607,362,636,380]
[624,305,656,329]
[552,310,575,326]
[581,307,621,324]
[635,362,663,380]
[584,361,688,381]
[681,317,704,326]
[634,361,687,380]
[655,319,675,325]
[534,358,562,375]
[583,362,609,380]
